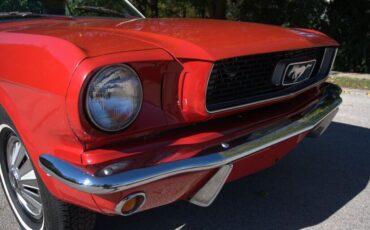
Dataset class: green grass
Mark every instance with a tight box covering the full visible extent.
[328,77,370,90]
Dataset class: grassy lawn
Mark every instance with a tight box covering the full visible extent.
[328,76,370,90]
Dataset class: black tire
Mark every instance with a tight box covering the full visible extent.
[0,107,96,230]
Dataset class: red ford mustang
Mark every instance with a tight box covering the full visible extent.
[0,1,342,229]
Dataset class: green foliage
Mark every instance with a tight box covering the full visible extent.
[0,0,43,12]
[328,76,370,90]
[131,0,227,18]
[230,0,328,28]
[324,0,369,73]
[66,0,127,16]
[231,0,369,73]
[158,0,196,18]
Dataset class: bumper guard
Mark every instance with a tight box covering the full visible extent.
[39,84,342,204]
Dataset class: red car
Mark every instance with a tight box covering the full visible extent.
[0,1,342,230]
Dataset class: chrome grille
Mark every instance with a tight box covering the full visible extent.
[206,47,327,112]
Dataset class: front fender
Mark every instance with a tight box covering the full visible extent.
[0,32,100,211]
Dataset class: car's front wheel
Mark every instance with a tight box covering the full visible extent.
[0,120,96,230]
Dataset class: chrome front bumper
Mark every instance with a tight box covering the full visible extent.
[39,84,342,204]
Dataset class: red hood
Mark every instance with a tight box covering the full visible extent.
[1,18,338,61]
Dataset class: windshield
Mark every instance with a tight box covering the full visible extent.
[0,0,145,19]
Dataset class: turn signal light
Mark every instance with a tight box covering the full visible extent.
[115,192,146,216]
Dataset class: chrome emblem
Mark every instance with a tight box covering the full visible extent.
[283,60,316,85]
[288,64,313,80]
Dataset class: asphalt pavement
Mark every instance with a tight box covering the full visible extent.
[1,88,370,230]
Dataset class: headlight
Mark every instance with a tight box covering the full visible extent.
[85,64,143,132]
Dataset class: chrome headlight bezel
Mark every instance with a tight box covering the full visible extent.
[84,64,143,133]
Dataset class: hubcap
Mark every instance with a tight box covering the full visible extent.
[6,135,43,220]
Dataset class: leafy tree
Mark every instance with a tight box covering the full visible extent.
[228,0,369,73]
[324,0,369,72]
[0,0,43,12]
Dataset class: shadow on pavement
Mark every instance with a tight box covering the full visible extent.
[94,122,370,230]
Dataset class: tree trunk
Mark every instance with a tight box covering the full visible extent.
[150,0,158,17]
[208,0,227,19]
[182,1,187,17]
[41,0,65,14]
[131,0,147,16]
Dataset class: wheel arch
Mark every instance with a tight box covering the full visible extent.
[0,98,62,199]
[0,98,100,213]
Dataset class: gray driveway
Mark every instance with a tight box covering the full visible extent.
[1,89,370,230]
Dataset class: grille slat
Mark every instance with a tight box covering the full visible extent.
[206,47,326,112]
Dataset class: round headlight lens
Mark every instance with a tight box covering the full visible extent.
[86,65,142,132]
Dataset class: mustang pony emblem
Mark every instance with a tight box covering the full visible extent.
[288,63,313,80]
[283,60,316,85]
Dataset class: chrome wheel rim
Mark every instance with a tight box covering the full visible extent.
[6,135,43,220]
